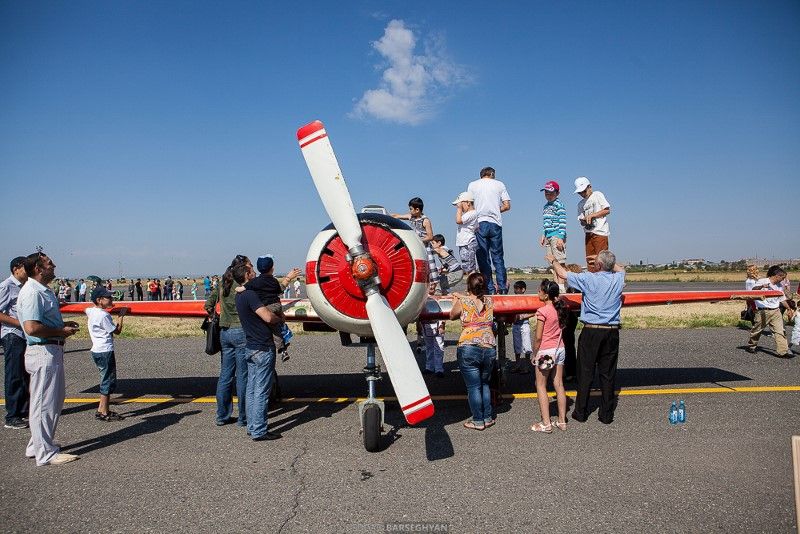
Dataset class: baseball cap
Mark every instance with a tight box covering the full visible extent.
[91,287,113,302]
[256,255,274,274]
[574,176,591,194]
[540,180,560,193]
[451,191,474,205]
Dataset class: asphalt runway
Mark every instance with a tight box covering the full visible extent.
[1,327,799,533]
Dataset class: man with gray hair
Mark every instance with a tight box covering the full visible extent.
[548,249,625,424]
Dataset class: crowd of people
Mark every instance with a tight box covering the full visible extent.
[0,167,796,461]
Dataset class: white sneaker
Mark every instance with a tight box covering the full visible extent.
[47,453,79,466]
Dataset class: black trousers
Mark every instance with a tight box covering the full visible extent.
[562,310,579,378]
[573,328,619,422]
[2,334,29,422]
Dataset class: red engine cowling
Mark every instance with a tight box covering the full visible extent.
[305,213,429,337]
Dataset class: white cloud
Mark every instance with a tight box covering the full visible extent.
[353,20,469,125]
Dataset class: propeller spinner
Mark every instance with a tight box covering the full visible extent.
[297,120,434,425]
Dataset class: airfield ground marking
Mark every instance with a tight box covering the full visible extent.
[3,385,798,406]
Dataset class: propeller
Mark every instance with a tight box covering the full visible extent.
[297,120,434,425]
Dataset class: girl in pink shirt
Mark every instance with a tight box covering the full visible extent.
[531,280,570,433]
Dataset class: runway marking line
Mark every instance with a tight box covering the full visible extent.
[2,385,798,406]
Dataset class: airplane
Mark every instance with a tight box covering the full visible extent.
[60,120,784,452]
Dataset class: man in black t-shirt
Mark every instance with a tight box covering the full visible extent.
[232,262,282,441]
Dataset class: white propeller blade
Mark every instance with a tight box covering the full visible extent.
[366,292,434,425]
[297,120,363,251]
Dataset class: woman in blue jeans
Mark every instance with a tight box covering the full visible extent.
[449,272,497,430]
[205,255,250,426]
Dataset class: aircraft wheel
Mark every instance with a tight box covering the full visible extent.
[362,404,382,452]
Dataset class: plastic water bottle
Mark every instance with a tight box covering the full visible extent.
[677,400,686,423]
[669,401,678,425]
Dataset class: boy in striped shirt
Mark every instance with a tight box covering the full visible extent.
[539,180,567,290]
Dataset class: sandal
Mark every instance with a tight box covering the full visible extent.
[463,421,485,431]
[484,419,496,428]
[95,411,124,422]
[530,422,552,433]
[554,421,567,431]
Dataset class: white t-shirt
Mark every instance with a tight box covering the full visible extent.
[456,210,478,247]
[753,277,786,310]
[467,178,511,226]
[577,191,611,236]
[86,307,116,353]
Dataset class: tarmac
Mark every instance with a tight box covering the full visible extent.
[1,327,798,533]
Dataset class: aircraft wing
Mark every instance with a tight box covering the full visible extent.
[59,290,782,322]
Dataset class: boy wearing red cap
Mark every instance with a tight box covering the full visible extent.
[539,180,567,289]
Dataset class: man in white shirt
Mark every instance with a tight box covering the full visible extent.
[574,176,611,272]
[467,167,511,294]
[17,252,81,465]
[747,266,793,358]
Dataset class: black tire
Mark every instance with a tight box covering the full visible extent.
[362,404,381,452]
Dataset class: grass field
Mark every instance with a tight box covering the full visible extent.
[63,300,785,339]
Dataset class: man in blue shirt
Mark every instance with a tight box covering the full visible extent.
[0,256,29,429]
[17,252,81,465]
[548,250,625,424]
[232,262,282,441]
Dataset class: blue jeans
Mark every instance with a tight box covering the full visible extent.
[90,350,117,395]
[245,347,276,439]
[3,334,29,422]
[475,221,507,294]
[457,344,496,424]
[216,327,248,425]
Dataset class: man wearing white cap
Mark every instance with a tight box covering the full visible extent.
[452,191,478,275]
[574,177,611,272]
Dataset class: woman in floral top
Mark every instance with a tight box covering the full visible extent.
[449,272,496,430]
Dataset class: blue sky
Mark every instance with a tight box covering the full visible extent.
[2,1,798,278]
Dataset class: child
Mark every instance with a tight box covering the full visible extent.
[787,300,799,351]
[453,191,478,275]
[430,234,464,295]
[530,280,570,433]
[510,281,534,374]
[85,287,128,421]
[421,285,446,377]
[393,197,439,291]
[539,180,567,291]
[191,280,198,300]
[244,255,301,361]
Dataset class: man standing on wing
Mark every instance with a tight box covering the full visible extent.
[468,166,511,294]
[17,252,81,465]
[574,176,611,272]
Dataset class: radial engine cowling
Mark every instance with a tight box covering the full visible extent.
[305,213,429,338]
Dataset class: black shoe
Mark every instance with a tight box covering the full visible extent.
[777,352,796,359]
[571,412,587,423]
[280,350,290,363]
[252,431,282,441]
[435,371,445,378]
[598,417,614,425]
[4,418,28,429]
[215,417,236,426]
